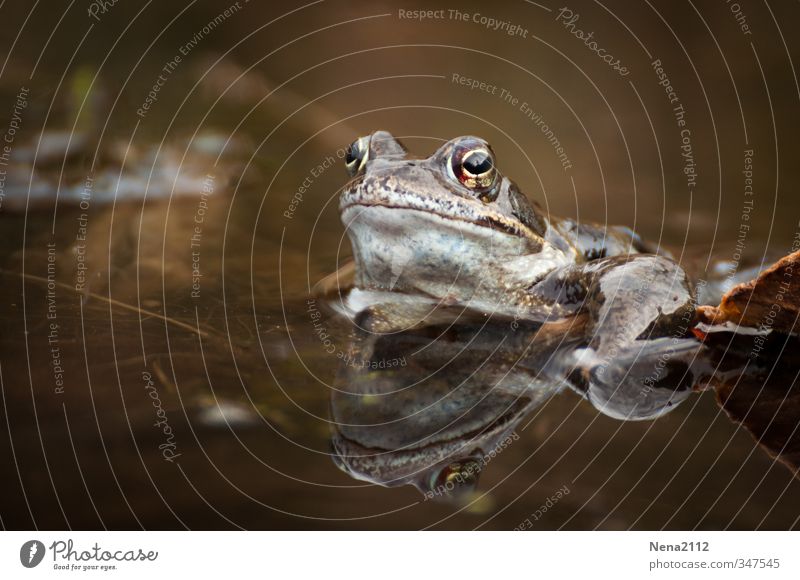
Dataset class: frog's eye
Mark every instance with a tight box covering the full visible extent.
[447,141,498,200]
[344,136,370,177]
[427,460,481,497]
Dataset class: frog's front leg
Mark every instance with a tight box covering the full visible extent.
[554,255,702,420]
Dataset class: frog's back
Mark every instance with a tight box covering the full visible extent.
[552,218,668,262]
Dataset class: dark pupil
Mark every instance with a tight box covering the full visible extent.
[463,151,492,175]
[345,143,360,165]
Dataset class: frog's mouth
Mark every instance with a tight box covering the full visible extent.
[340,179,545,246]
[331,395,531,489]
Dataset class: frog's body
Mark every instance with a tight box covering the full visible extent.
[330,131,704,420]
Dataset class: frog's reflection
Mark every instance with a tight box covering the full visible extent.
[329,311,695,499]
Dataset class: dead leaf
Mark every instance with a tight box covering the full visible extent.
[697,250,800,335]
[697,250,800,477]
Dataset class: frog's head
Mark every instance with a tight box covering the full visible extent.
[339,131,577,317]
[330,377,536,502]
[328,318,559,502]
[331,438,487,502]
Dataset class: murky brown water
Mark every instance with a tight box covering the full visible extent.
[1,0,799,529]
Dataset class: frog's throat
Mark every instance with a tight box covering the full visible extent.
[340,205,573,319]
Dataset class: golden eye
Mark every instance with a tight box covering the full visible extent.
[429,460,481,493]
[447,140,498,200]
[460,149,494,186]
[344,136,370,176]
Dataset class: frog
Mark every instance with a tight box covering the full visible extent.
[321,130,711,422]
[330,319,549,499]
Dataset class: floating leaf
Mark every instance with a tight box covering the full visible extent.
[696,250,800,476]
[696,250,800,335]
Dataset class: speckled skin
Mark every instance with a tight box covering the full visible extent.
[330,320,561,497]
[335,131,702,421]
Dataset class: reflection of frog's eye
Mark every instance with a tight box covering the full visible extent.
[448,144,498,200]
[345,136,370,177]
[428,460,481,497]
